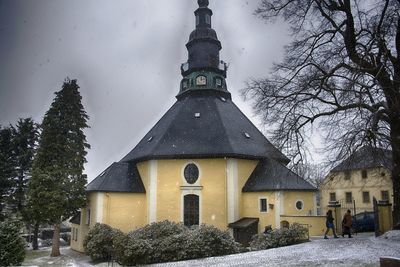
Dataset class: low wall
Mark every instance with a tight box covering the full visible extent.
[280,215,326,236]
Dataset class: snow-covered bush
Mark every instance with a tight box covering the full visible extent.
[114,234,152,266]
[250,223,308,250]
[149,225,241,263]
[85,221,241,265]
[128,220,188,240]
[83,223,123,261]
[185,225,241,258]
[0,220,25,266]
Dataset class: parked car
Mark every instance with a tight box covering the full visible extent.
[352,211,375,232]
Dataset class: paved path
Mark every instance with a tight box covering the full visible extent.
[152,233,400,267]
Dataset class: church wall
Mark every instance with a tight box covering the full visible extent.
[102,193,147,232]
[237,159,259,217]
[137,161,150,192]
[283,191,315,216]
[200,159,228,229]
[156,159,184,222]
[154,159,228,229]
[242,192,277,232]
[70,207,90,253]
[138,158,259,231]
[241,191,317,234]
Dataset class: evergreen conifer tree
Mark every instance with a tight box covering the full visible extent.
[11,118,38,214]
[0,126,16,221]
[27,78,90,256]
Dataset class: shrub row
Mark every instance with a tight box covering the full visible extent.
[84,221,241,265]
[249,223,308,250]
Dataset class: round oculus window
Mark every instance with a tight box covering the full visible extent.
[295,200,303,210]
[184,163,199,184]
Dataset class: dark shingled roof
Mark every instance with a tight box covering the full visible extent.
[86,162,145,193]
[121,92,289,164]
[69,212,80,225]
[242,158,317,192]
[228,217,259,229]
[331,146,392,172]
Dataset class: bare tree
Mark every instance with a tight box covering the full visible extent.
[292,163,326,189]
[243,0,400,225]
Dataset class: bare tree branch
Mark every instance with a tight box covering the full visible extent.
[245,0,400,225]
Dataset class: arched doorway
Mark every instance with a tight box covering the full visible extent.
[184,194,199,227]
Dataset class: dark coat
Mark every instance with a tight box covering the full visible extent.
[343,213,353,227]
[326,213,334,224]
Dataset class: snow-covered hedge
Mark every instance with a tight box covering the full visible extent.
[83,223,123,261]
[128,220,188,240]
[85,221,241,265]
[0,220,26,266]
[250,223,308,250]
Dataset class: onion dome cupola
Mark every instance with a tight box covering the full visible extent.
[179,0,229,98]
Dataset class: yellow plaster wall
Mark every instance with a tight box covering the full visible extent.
[70,206,90,253]
[283,191,315,216]
[71,191,147,252]
[237,159,259,216]
[321,167,393,213]
[378,204,393,235]
[242,191,317,233]
[242,192,277,232]
[280,215,326,236]
[137,161,150,192]
[151,158,258,230]
[103,193,147,232]
[199,159,228,229]
[156,160,184,222]
[155,159,229,229]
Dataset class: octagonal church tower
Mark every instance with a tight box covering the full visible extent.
[70,0,317,252]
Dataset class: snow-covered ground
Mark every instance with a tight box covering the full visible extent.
[22,232,400,267]
[153,232,400,267]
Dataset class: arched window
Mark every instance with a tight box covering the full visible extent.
[281,220,289,228]
[205,14,211,24]
[184,194,199,227]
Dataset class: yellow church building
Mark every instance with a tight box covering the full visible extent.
[71,0,322,252]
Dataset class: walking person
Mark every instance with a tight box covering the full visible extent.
[342,209,353,238]
[324,209,339,239]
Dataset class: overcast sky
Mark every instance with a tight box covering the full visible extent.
[0,0,304,181]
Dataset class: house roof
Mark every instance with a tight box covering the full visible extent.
[242,158,317,192]
[228,217,259,229]
[86,162,145,193]
[331,146,392,172]
[121,91,289,164]
[69,212,81,225]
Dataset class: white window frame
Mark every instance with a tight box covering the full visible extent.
[329,192,336,202]
[180,191,202,225]
[259,197,268,213]
[345,192,353,203]
[86,208,91,225]
[295,199,304,211]
[362,191,370,203]
[181,161,201,186]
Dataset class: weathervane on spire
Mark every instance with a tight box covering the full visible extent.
[198,0,209,7]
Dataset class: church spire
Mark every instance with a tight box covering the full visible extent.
[178,0,229,98]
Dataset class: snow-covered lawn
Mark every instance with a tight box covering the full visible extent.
[22,231,400,267]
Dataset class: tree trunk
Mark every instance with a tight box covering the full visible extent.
[50,223,61,257]
[32,223,39,250]
[391,126,400,227]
